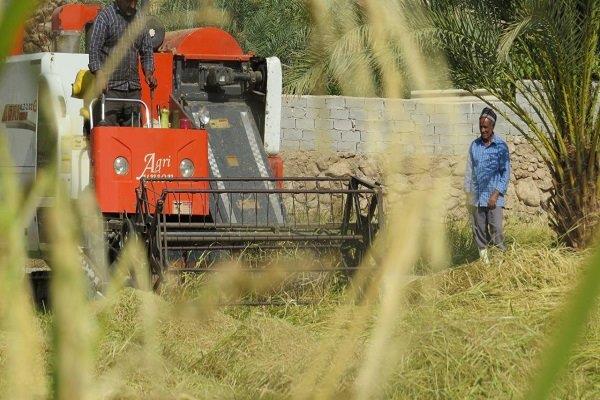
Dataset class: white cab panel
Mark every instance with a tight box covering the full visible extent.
[264,56,282,155]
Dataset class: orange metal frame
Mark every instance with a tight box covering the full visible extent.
[79,20,282,215]
[51,3,102,32]
[10,25,25,56]
[90,126,210,215]
[140,52,173,120]
[139,27,255,120]
[159,27,253,61]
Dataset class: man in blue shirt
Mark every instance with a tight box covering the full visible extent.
[464,107,511,263]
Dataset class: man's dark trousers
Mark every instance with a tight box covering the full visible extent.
[94,89,141,127]
[470,206,506,250]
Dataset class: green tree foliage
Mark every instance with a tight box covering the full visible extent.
[284,0,431,97]
[153,0,204,30]
[415,0,600,248]
[149,0,309,67]
[215,0,310,67]
[284,0,375,96]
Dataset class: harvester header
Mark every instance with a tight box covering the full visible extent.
[1,3,383,294]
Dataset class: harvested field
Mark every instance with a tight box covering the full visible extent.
[3,218,598,399]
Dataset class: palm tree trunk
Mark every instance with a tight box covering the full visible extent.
[549,158,600,248]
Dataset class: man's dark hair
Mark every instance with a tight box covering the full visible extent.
[480,107,497,125]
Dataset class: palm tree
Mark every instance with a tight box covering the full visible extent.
[285,0,599,247]
[216,0,310,67]
[284,0,428,97]
[415,0,600,248]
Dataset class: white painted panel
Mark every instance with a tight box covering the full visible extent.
[45,53,91,198]
[264,57,282,155]
[0,54,42,167]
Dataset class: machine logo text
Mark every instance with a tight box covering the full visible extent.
[136,153,173,179]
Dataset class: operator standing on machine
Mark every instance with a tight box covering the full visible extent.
[88,0,157,126]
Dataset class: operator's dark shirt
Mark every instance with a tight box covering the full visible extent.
[88,2,154,91]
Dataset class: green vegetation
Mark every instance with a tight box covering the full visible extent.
[415,0,600,249]
[3,220,600,398]
[277,0,600,248]
[157,0,600,249]
[215,0,310,67]
[1,1,599,399]
[283,0,427,97]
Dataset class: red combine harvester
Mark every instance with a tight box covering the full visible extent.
[2,4,383,293]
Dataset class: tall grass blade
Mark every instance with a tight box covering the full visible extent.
[0,0,37,64]
[0,4,53,397]
[524,244,600,399]
[48,190,97,400]
[0,133,46,399]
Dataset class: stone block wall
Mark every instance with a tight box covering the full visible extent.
[281,93,521,155]
[279,92,552,216]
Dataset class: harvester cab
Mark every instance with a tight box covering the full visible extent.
[2,4,383,293]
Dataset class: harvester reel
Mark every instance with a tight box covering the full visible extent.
[136,176,383,276]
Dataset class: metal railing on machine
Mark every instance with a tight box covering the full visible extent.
[135,176,383,274]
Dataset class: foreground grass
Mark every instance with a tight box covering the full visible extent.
[3,219,599,399]
[395,247,598,398]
